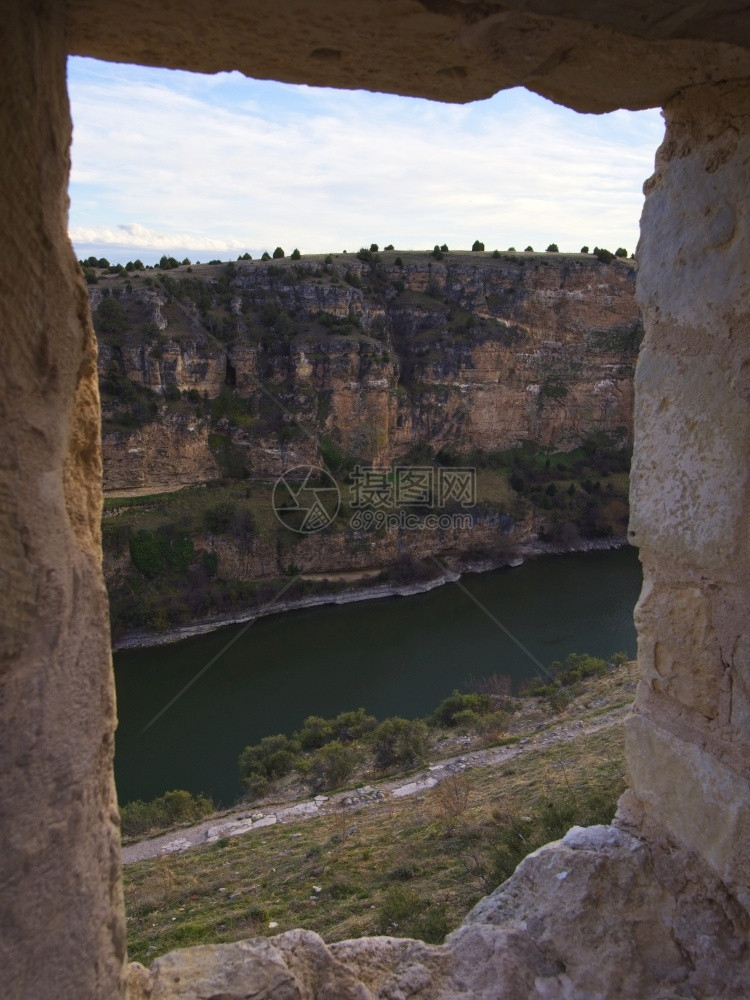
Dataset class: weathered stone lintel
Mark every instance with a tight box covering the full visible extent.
[66,0,750,113]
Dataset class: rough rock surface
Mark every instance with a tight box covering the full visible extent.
[97,254,638,490]
[128,826,750,999]
[1,3,125,998]
[626,79,750,915]
[67,0,750,113]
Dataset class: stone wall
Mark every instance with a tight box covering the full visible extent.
[1,1,749,997]
[0,3,125,998]
[625,79,750,910]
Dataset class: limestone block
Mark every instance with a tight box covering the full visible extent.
[634,579,722,719]
[140,932,372,999]
[626,713,750,901]
[629,349,750,573]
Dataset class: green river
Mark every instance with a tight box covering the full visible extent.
[114,546,642,806]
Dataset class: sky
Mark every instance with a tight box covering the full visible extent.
[67,57,665,267]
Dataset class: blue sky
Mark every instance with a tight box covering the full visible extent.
[68,57,665,266]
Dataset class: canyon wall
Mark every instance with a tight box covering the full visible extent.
[93,252,639,491]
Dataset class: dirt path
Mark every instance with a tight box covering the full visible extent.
[104,484,197,499]
[122,706,629,866]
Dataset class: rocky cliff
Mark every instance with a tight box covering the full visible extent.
[93,250,639,491]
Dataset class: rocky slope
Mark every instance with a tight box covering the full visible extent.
[93,250,639,491]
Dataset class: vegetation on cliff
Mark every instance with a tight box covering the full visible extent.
[95,250,639,638]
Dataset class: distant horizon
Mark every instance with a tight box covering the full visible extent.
[68,58,663,267]
[74,244,630,269]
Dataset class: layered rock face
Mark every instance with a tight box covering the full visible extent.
[95,254,638,491]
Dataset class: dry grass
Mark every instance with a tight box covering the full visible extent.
[124,664,635,964]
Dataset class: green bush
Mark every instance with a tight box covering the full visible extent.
[120,789,213,838]
[128,530,194,579]
[307,742,358,791]
[272,246,285,259]
[546,243,559,252]
[238,734,301,797]
[94,296,128,336]
[291,248,301,260]
[371,717,429,770]
[430,690,494,727]
[593,247,614,264]
[295,708,376,750]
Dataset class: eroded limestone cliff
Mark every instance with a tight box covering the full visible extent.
[93,250,639,491]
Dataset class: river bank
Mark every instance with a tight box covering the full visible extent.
[112,535,628,651]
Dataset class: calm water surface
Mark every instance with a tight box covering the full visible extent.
[114,546,642,806]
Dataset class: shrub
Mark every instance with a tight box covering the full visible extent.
[238,734,301,796]
[384,244,394,251]
[524,245,533,252]
[261,251,271,261]
[296,715,336,751]
[593,246,614,264]
[307,742,358,791]
[492,249,501,258]
[615,247,628,258]
[432,774,471,833]
[344,269,362,288]
[546,243,559,252]
[580,245,589,254]
[295,708,376,750]
[430,690,493,727]
[162,381,181,402]
[272,246,285,259]
[371,717,429,770]
[120,789,213,838]
[291,248,301,259]
[129,530,194,579]
[94,296,127,336]
[471,240,485,252]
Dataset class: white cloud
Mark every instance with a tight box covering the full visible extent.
[67,59,664,263]
[69,223,245,252]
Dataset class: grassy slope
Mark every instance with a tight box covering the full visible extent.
[124,661,635,963]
